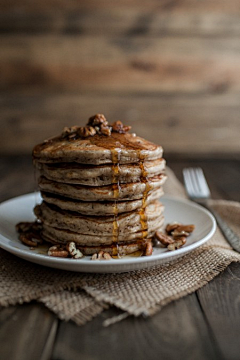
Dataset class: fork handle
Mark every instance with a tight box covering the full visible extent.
[204,203,240,253]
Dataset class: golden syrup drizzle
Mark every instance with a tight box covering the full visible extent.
[111,148,121,257]
[112,163,120,184]
[138,151,151,240]
[34,165,40,206]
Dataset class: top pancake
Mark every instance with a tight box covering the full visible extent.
[33,132,163,165]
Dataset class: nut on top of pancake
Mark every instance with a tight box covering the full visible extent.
[32,114,163,165]
[61,114,131,139]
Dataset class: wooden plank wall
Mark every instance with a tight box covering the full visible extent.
[1,0,240,156]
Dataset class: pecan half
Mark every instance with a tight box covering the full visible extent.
[166,223,195,235]
[91,251,112,260]
[100,125,111,136]
[19,233,42,247]
[77,126,96,138]
[145,242,153,256]
[16,222,34,233]
[112,121,131,134]
[61,126,78,138]
[165,222,181,235]
[66,241,83,259]
[167,237,187,251]
[171,230,190,239]
[175,224,195,233]
[48,245,69,258]
[103,252,112,260]
[155,231,175,246]
[87,114,108,127]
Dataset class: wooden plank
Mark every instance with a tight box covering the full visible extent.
[1,35,240,93]
[0,303,58,360]
[168,159,240,202]
[1,7,240,36]
[197,263,240,360]
[0,155,35,201]
[53,295,221,360]
[2,0,240,13]
[1,92,240,155]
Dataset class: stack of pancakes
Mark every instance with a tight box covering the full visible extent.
[33,115,167,256]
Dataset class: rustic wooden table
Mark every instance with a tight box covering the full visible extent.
[0,155,240,360]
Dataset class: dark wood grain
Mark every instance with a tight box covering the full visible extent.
[1,0,240,36]
[1,93,240,155]
[197,263,240,360]
[1,1,240,156]
[0,303,57,360]
[1,35,240,93]
[53,296,221,360]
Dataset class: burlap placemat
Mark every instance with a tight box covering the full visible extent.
[1,168,240,326]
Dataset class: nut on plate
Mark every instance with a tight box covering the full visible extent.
[19,233,41,247]
[155,231,175,246]
[145,242,153,256]
[166,222,195,235]
[167,237,187,251]
[66,241,83,259]
[48,245,69,258]
[91,251,112,260]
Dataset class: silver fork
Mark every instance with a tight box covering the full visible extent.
[183,167,240,253]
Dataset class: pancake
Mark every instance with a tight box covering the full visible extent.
[38,174,167,202]
[41,219,163,246]
[33,132,163,165]
[23,115,168,257]
[35,200,164,236]
[41,233,154,256]
[37,158,166,186]
[41,187,164,215]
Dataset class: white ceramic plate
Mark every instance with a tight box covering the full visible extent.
[0,193,216,273]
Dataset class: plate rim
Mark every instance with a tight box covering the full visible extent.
[0,193,216,272]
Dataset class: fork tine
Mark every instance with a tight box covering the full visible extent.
[195,168,211,197]
[183,168,196,198]
[183,167,210,199]
[189,168,200,194]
